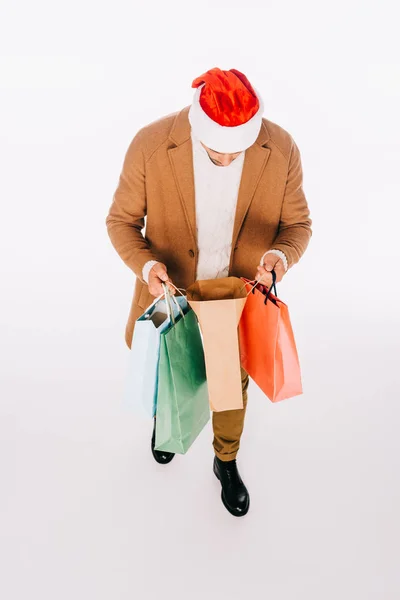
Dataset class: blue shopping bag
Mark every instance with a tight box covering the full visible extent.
[123,288,187,418]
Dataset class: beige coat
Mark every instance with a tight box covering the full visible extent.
[106,106,312,348]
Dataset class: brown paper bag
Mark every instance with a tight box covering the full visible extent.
[186,277,247,412]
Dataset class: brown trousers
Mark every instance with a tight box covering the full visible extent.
[212,367,249,461]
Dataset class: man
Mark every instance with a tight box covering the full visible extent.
[106,67,312,517]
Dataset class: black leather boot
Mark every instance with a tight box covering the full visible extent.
[151,417,175,464]
[213,455,250,517]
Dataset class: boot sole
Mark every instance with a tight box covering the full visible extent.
[151,438,175,464]
[213,463,250,517]
[151,450,175,464]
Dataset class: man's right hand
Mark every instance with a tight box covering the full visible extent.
[148,262,176,298]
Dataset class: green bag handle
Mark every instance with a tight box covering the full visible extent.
[161,282,175,324]
[161,283,185,324]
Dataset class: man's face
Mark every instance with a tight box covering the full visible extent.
[200,142,242,167]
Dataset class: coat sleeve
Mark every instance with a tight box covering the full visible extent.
[105,130,158,283]
[270,139,312,269]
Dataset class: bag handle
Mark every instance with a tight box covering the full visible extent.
[245,269,277,301]
[170,292,185,320]
[166,281,187,297]
[259,269,277,304]
[161,283,175,324]
[161,282,185,322]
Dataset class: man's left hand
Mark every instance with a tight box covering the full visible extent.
[255,255,286,287]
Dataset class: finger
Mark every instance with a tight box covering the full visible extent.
[152,263,169,282]
[256,265,270,277]
[153,280,176,298]
[260,271,272,282]
[262,256,279,272]
[256,268,272,286]
[166,282,176,295]
[149,284,164,298]
[261,259,285,282]
[255,265,266,281]
[153,274,176,295]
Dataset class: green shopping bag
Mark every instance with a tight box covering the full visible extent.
[154,303,210,455]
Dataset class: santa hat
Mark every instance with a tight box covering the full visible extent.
[188,67,264,153]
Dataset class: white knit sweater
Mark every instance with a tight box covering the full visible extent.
[191,130,245,279]
[142,131,287,283]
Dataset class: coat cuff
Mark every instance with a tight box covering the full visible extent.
[260,249,288,272]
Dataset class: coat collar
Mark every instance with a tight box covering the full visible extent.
[167,106,272,258]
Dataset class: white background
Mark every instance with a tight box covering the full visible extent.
[1,1,400,598]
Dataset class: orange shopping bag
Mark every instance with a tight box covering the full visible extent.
[238,275,303,402]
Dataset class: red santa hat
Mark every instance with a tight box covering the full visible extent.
[188,67,264,153]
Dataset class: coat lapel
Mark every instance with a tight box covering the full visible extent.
[168,108,197,246]
[231,125,271,252]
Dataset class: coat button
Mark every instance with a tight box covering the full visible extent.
[188,249,195,257]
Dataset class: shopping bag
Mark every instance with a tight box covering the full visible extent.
[186,277,247,412]
[154,301,210,454]
[123,289,187,418]
[238,276,303,402]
